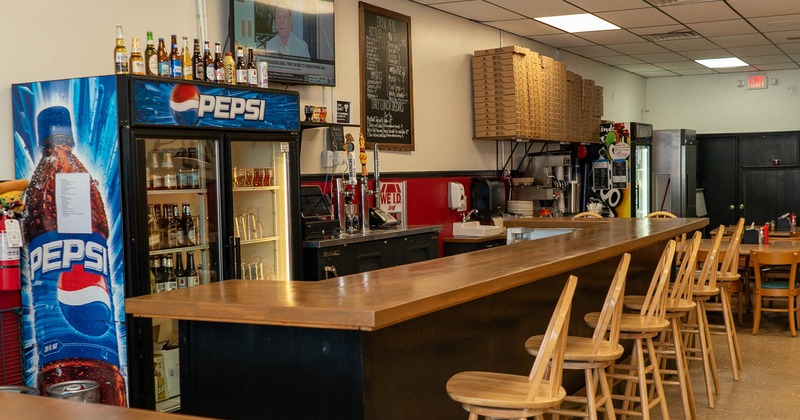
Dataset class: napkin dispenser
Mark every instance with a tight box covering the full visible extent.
[742,228,760,244]
[777,218,791,232]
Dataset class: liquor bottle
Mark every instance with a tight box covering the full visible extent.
[187,147,200,189]
[130,37,145,75]
[114,24,129,74]
[162,152,177,190]
[236,46,247,85]
[182,203,196,246]
[169,35,182,78]
[145,31,157,76]
[203,41,215,82]
[223,52,236,84]
[23,106,127,405]
[149,256,159,295]
[185,252,199,287]
[168,204,179,248]
[247,48,258,87]
[176,148,191,189]
[148,204,161,251]
[159,204,170,249]
[182,37,193,81]
[214,42,224,83]
[164,254,178,291]
[157,38,169,77]
[175,252,187,289]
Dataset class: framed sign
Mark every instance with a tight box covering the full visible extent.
[359,2,414,151]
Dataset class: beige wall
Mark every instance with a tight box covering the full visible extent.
[0,0,645,180]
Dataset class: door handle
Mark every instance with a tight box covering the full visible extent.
[739,204,745,210]
[729,204,735,210]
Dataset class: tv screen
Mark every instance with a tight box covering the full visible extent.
[231,0,335,86]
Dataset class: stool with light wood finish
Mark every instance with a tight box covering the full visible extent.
[573,211,603,219]
[624,232,702,419]
[586,240,676,420]
[525,253,630,420]
[645,211,677,218]
[446,276,578,420]
[750,249,800,336]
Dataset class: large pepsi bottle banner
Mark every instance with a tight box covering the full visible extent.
[13,75,128,404]
[132,79,300,130]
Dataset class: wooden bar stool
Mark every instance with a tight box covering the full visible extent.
[645,211,677,218]
[573,211,603,219]
[750,249,800,336]
[585,240,676,420]
[446,276,578,420]
[624,232,702,419]
[524,253,630,420]
[704,218,744,381]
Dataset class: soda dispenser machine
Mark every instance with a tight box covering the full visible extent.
[13,75,301,409]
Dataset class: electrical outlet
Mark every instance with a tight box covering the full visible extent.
[321,150,334,167]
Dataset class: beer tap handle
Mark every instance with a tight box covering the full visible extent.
[359,132,367,178]
[373,143,380,198]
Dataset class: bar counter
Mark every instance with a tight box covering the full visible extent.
[126,217,707,419]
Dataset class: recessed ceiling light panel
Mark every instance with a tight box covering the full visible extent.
[695,57,749,68]
[534,14,620,33]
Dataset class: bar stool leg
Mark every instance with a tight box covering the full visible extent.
[597,366,616,420]
[635,338,651,420]
[720,287,742,379]
[696,298,719,406]
[671,317,697,419]
[645,336,670,420]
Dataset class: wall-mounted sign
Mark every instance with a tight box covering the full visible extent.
[748,73,768,90]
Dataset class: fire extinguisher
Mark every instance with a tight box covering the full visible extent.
[0,213,22,291]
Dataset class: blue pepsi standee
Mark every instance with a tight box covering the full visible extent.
[14,75,301,409]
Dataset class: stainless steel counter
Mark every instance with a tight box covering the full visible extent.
[301,225,442,248]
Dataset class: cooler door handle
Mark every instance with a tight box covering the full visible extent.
[230,236,242,279]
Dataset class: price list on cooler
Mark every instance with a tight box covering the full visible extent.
[360,4,414,150]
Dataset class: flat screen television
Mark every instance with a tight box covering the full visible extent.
[231,0,335,86]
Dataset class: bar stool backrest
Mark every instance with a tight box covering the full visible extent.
[719,218,745,276]
[697,226,725,292]
[671,231,702,303]
[590,253,630,354]
[639,240,677,326]
[527,275,577,401]
[645,211,677,218]
[572,211,603,219]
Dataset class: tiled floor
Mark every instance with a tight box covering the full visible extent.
[653,311,800,419]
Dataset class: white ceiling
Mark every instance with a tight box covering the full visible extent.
[408,0,800,77]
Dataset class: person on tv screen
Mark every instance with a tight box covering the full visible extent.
[266,2,311,58]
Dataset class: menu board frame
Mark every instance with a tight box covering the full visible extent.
[359,2,415,151]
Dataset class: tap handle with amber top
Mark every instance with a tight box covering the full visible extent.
[359,133,368,177]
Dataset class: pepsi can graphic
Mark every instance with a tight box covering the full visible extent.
[20,104,127,406]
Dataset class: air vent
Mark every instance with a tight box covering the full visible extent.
[641,30,701,42]
[646,0,708,6]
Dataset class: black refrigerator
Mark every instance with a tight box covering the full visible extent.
[13,74,301,410]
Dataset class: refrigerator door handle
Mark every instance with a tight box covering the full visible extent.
[230,236,242,279]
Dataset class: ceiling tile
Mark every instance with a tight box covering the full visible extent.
[628,24,688,35]
[687,20,756,37]
[573,30,645,45]
[778,43,800,54]
[740,54,793,65]
[727,0,800,19]
[714,66,759,73]
[610,42,668,54]
[486,19,563,36]
[655,37,718,52]
[659,2,740,24]
[754,63,799,70]
[593,55,646,65]
[631,52,686,63]
[633,70,680,77]
[709,33,772,48]
[431,0,521,22]
[563,45,621,57]
[672,68,717,75]
[489,0,583,18]
[566,0,655,13]
[597,8,679,28]
[790,53,800,61]
[727,45,784,57]
[528,33,596,48]
[617,63,666,72]
[765,30,800,44]
[748,14,800,33]
[658,61,707,71]
[679,49,732,60]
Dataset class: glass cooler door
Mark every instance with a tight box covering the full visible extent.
[634,144,651,218]
[229,138,292,281]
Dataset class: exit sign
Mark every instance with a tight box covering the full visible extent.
[748,73,768,90]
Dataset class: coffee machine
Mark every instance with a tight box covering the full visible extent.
[513,152,580,216]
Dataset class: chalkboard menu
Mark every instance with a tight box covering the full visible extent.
[359,2,414,151]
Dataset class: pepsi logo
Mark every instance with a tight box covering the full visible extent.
[57,264,112,337]
[170,84,200,126]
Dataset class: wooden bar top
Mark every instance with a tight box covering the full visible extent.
[0,392,211,419]
[126,218,707,331]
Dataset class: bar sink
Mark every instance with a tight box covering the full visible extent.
[452,221,503,237]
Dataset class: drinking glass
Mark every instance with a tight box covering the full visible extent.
[235,168,246,188]
[253,168,266,186]
[244,168,254,187]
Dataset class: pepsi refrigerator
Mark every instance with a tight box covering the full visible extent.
[13,75,302,410]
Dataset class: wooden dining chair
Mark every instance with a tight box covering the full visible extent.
[524,254,629,420]
[645,211,677,218]
[623,232,702,419]
[750,250,800,337]
[585,240,676,419]
[446,276,578,419]
[572,211,603,219]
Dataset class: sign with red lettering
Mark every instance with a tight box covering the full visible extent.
[747,74,767,90]
[379,182,404,212]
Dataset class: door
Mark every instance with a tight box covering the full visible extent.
[632,143,651,218]
[698,135,739,228]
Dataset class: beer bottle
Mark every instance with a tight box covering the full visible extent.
[176,148,191,189]
[159,204,170,249]
[174,204,187,246]
[161,152,177,190]
[114,24,129,74]
[163,254,178,291]
[168,204,179,248]
[203,41,215,82]
[169,35,182,78]
[130,37,145,75]
[188,147,200,189]
[182,37,192,80]
[175,252,187,289]
[157,38,169,77]
[235,46,247,85]
[182,203,196,246]
[214,42,224,83]
[156,256,167,293]
[223,52,236,84]
[247,48,258,87]
[145,31,157,76]
[185,252,199,287]
[192,38,204,81]
[148,204,161,250]
[146,150,163,190]
[149,256,159,295]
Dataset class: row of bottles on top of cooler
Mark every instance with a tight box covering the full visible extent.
[149,251,199,293]
[148,203,197,251]
[114,25,265,87]
[147,147,200,190]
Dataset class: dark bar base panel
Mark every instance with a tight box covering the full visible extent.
[179,242,663,419]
